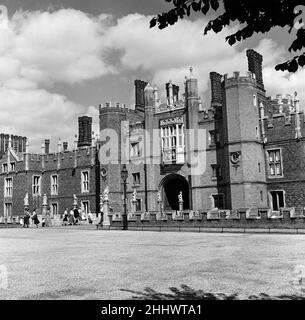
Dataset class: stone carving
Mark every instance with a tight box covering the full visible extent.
[103,186,109,202]
[132,189,137,202]
[43,194,48,206]
[24,192,29,207]
[157,191,162,202]
[178,191,183,203]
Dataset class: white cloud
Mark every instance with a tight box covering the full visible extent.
[0,8,115,152]
[0,8,304,153]
[105,14,302,107]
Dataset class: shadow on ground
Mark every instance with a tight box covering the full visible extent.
[121,284,305,300]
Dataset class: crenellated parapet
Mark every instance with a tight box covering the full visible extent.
[223,71,257,89]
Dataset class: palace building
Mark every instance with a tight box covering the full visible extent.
[1,49,305,220]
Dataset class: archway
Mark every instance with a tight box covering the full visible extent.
[161,174,190,210]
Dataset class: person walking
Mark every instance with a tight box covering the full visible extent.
[62,208,68,226]
[73,207,79,225]
[23,210,30,228]
[31,209,40,228]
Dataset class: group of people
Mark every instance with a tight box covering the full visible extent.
[62,207,93,226]
[20,207,94,228]
[21,209,47,228]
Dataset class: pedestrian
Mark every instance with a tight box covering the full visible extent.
[31,209,40,228]
[68,208,74,225]
[74,207,79,225]
[42,217,46,227]
[62,208,68,226]
[87,211,93,224]
[23,210,30,228]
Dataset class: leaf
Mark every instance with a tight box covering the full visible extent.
[150,17,157,28]
[210,0,220,11]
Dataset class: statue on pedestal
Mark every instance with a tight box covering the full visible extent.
[178,191,183,203]
[24,192,29,207]
[43,194,48,206]
[73,194,78,207]
[103,186,109,202]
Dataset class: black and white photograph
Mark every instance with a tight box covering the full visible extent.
[1,0,305,314]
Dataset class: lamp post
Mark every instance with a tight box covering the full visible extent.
[121,164,128,230]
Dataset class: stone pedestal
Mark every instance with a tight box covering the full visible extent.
[102,199,110,227]
[157,201,164,220]
[179,200,183,213]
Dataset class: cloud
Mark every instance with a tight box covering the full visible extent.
[0,8,304,153]
[0,8,115,152]
[105,14,302,107]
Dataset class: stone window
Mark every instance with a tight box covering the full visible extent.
[132,172,140,185]
[51,203,58,217]
[51,175,58,195]
[161,123,184,163]
[4,203,12,217]
[130,142,141,158]
[81,171,89,193]
[32,175,41,196]
[270,191,285,211]
[4,178,12,197]
[211,164,222,180]
[10,162,15,171]
[81,201,90,214]
[2,163,7,173]
[211,194,224,209]
[209,130,219,146]
[267,149,283,177]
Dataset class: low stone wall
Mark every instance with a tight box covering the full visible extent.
[109,207,305,229]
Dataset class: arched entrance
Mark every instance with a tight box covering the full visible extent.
[160,174,190,210]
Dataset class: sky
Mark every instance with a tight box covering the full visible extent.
[0,0,303,152]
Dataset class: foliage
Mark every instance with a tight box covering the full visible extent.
[150,0,305,72]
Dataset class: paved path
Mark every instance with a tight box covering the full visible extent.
[1,228,305,299]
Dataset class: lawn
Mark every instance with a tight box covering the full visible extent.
[1,227,305,299]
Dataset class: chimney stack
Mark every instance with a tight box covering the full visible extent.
[209,72,223,106]
[166,82,179,102]
[45,139,50,154]
[63,142,68,151]
[135,79,148,113]
[246,49,264,87]
[78,116,92,148]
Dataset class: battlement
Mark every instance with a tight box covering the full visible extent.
[0,146,98,172]
[223,71,257,88]
[99,102,137,115]
[263,111,305,142]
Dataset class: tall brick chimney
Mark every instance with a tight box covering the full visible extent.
[63,142,68,151]
[209,72,223,106]
[166,82,179,102]
[78,116,92,147]
[45,139,50,154]
[246,49,264,87]
[135,79,148,113]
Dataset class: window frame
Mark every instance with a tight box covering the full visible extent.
[269,190,285,211]
[266,148,284,178]
[211,193,225,210]
[50,174,58,196]
[81,170,89,193]
[32,175,41,196]
[4,177,13,197]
